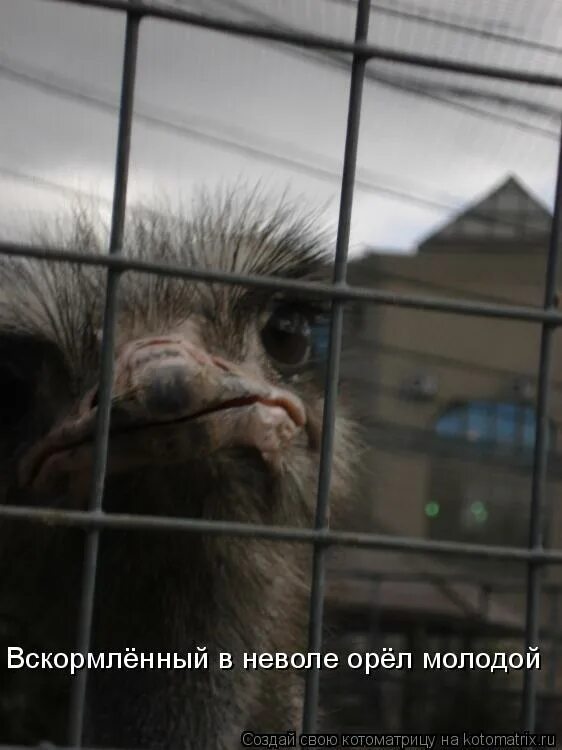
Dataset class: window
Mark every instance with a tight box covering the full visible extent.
[434,400,556,453]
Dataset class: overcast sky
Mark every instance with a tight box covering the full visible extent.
[2,0,562,255]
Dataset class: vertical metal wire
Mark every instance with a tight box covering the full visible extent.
[545,589,559,705]
[301,0,371,733]
[521,120,562,731]
[67,13,140,746]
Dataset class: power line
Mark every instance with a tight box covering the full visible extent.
[378,72,560,122]
[0,56,470,210]
[0,55,555,239]
[3,57,556,247]
[369,69,558,140]
[0,55,455,206]
[194,0,559,140]
[0,165,112,205]
[327,0,562,59]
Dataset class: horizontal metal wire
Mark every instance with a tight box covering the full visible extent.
[0,504,558,564]
[0,241,560,324]
[52,0,562,88]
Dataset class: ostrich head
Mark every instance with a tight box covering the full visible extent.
[0,192,357,748]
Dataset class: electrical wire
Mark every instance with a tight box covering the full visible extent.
[1,51,557,235]
[192,0,560,140]
[327,0,562,58]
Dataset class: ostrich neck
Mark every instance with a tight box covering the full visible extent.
[84,506,287,748]
[1,461,307,746]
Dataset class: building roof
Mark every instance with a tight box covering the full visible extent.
[418,175,551,251]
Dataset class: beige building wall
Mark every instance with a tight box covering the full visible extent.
[337,177,562,641]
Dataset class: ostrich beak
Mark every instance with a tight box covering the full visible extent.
[19,336,306,494]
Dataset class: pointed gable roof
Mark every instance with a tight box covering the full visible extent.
[419,175,551,251]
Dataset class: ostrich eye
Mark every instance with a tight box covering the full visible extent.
[261,305,312,368]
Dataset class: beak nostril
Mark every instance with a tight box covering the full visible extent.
[145,365,192,416]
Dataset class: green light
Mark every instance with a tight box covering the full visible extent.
[470,501,488,523]
[425,501,440,518]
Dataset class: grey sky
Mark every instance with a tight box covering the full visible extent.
[1,0,562,254]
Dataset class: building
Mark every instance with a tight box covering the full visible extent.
[324,176,562,732]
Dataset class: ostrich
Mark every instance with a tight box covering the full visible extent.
[0,192,357,748]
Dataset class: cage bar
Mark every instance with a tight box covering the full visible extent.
[67,11,140,747]
[521,122,562,730]
[302,0,370,732]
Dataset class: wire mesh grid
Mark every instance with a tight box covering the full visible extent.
[1,0,562,745]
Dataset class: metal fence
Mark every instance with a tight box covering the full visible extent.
[1,0,562,745]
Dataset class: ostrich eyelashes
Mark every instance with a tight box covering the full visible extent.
[261,302,331,369]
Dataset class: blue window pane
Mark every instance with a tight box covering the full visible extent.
[435,409,465,438]
[434,400,550,452]
[496,402,517,444]
[467,402,488,441]
[523,408,536,448]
